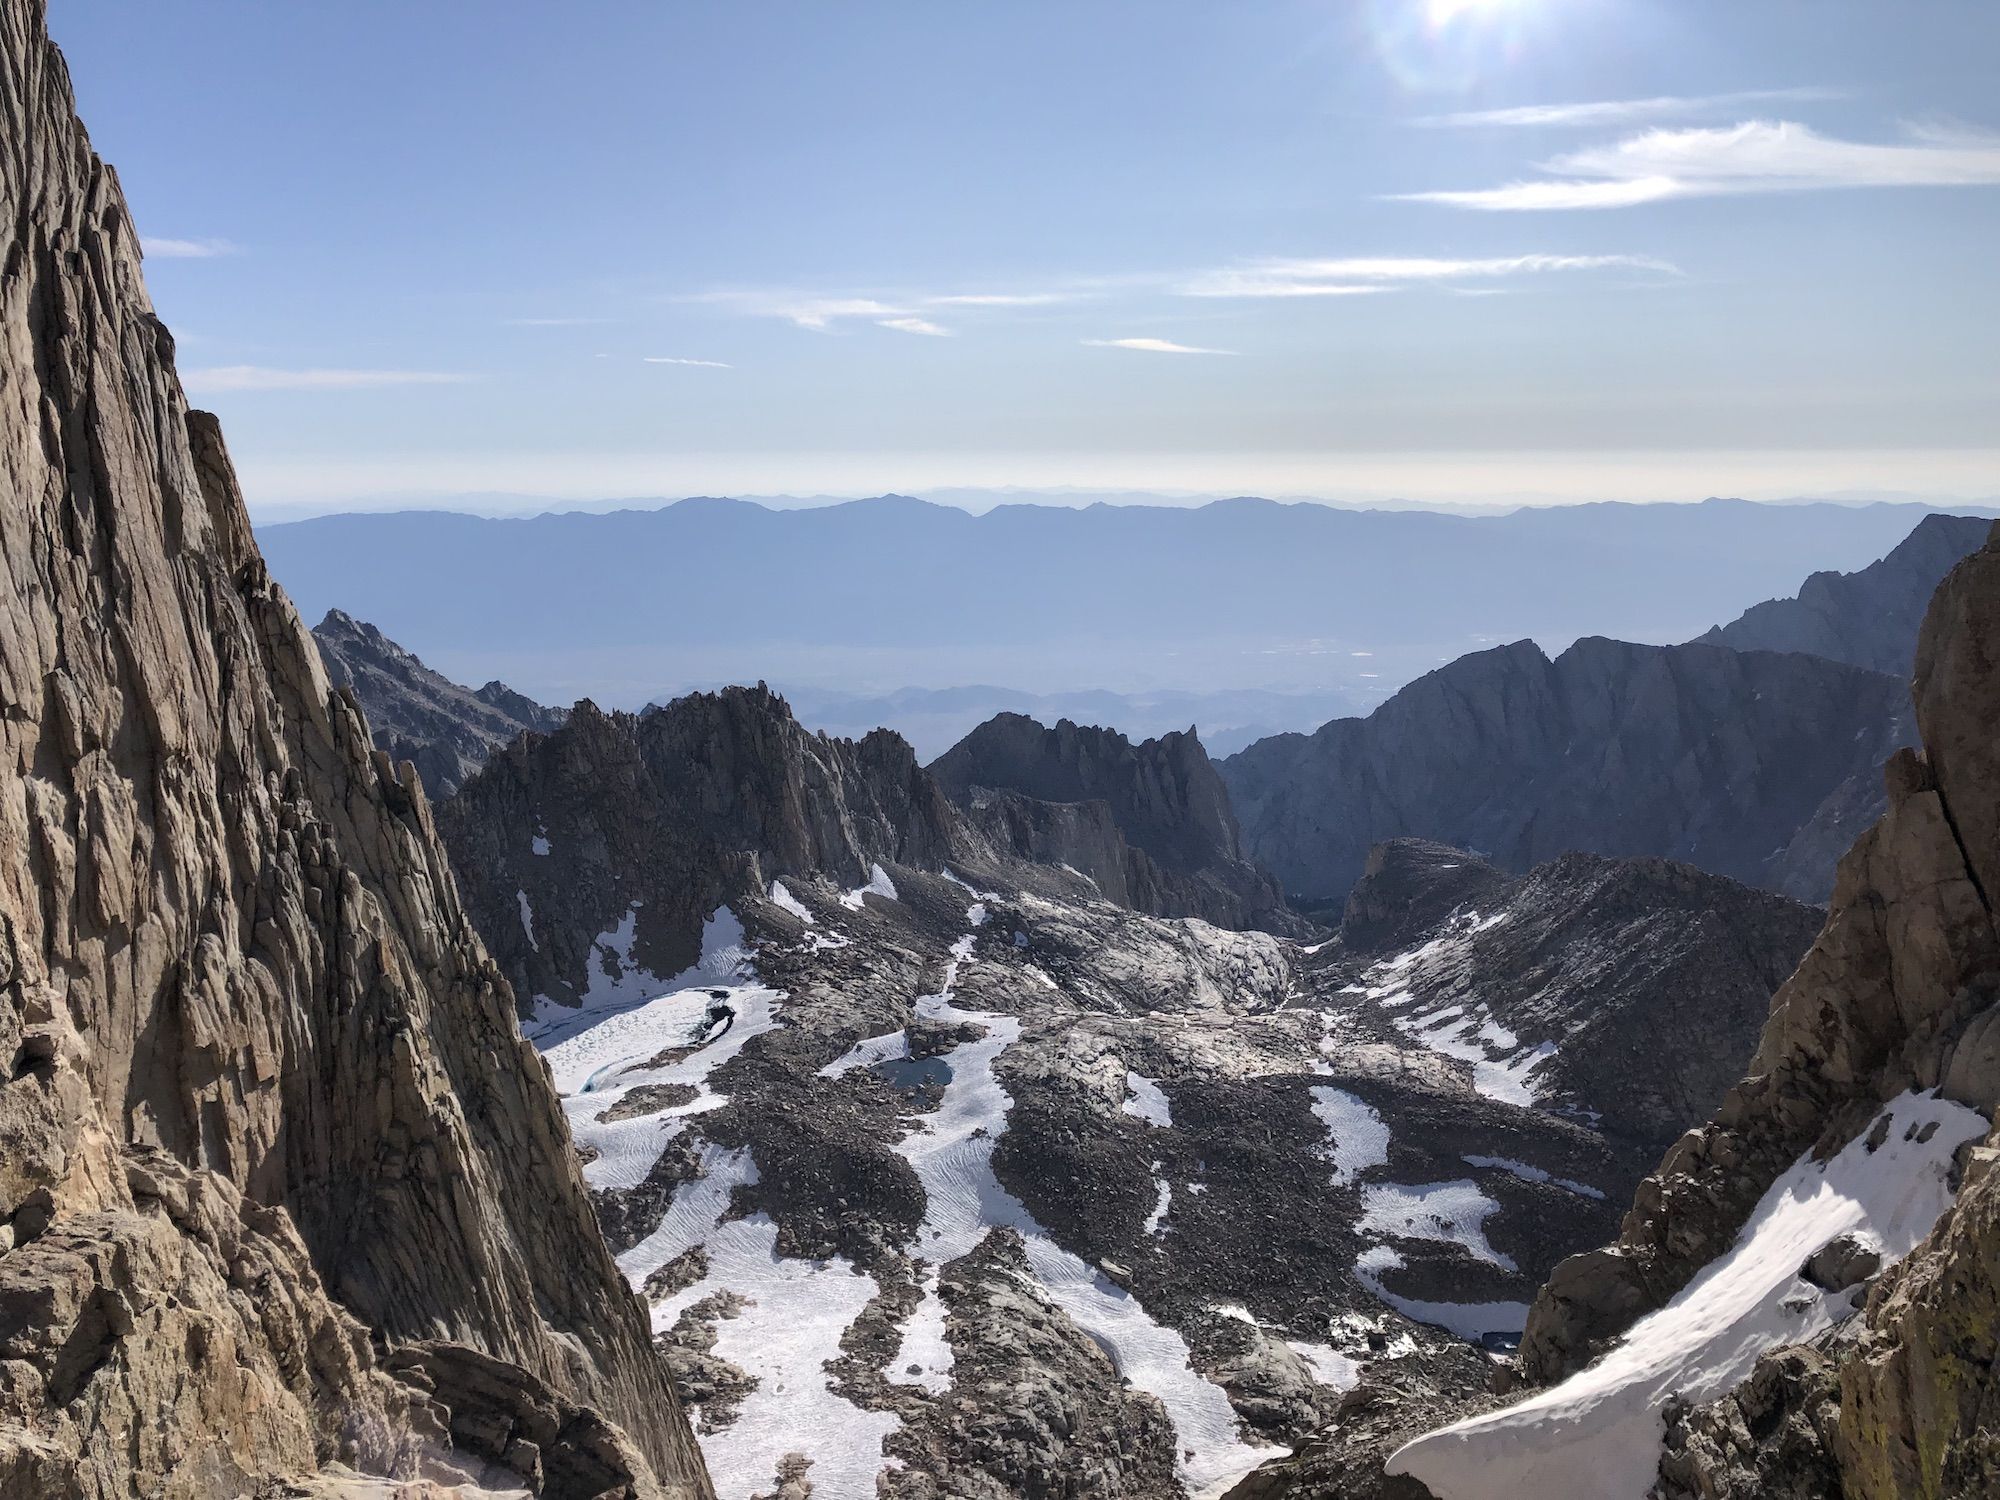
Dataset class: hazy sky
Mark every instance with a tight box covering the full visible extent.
[50,0,2000,515]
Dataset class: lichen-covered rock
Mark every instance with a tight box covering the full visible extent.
[0,2,709,1492]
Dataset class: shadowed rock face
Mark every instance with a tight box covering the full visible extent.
[934,713,1309,936]
[0,3,709,1494]
[1502,525,2000,1499]
[313,608,564,799]
[1699,512,1994,678]
[444,690,1311,1029]
[1220,636,1911,908]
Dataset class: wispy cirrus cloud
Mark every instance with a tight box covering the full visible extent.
[1415,88,1840,130]
[875,316,954,337]
[182,366,474,392]
[1083,337,1237,355]
[690,286,1078,335]
[1179,252,1678,297]
[1402,120,2000,210]
[643,355,732,368]
[143,236,238,259]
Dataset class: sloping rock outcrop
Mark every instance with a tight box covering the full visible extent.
[1698,511,1992,677]
[0,4,709,1494]
[1332,840,1823,1165]
[312,608,564,799]
[1220,636,1911,908]
[934,713,1306,935]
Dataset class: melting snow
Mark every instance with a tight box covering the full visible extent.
[1390,1090,1989,1499]
[839,863,899,909]
[1286,1340,1362,1391]
[817,1028,911,1079]
[1355,1246,1530,1342]
[1360,1180,1516,1272]
[768,879,813,923]
[526,905,751,1045]
[624,1146,899,1500]
[549,983,781,1190]
[1123,1072,1174,1128]
[516,890,539,951]
[1463,1154,1606,1201]
[1309,1086,1391,1186]
[1144,1172,1172,1236]
[881,920,1282,1495]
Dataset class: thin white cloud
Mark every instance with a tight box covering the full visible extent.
[1401,120,2000,210]
[643,356,732,368]
[1082,337,1238,355]
[143,236,237,259]
[182,366,473,392]
[505,316,611,327]
[1181,253,1677,296]
[924,291,1073,307]
[1416,89,1840,130]
[876,316,953,337]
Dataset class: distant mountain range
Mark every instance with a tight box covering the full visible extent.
[257,496,1989,721]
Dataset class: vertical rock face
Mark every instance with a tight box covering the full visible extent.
[1514,525,2000,1499]
[933,713,1307,935]
[440,687,974,1018]
[1220,636,1912,907]
[0,4,709,1496]
[312,609,564,800]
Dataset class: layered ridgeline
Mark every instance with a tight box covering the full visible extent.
[1221,637,1910,909]
[1236,525,2000,1500]
[931,711,1305,936]
[434,662,1822,1494]
[0,4,709,1496]
[314,607,564,799]
[254,493,1984,721]
[1699,512,1993,677]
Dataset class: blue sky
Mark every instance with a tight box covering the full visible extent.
[50,0,2000,515]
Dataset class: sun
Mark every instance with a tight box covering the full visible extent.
[1426,0,1518,25]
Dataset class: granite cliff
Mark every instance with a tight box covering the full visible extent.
[0,3,709,1494]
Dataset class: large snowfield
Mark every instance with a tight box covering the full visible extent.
[1388,1089,1988,1499]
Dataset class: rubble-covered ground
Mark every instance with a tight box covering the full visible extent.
[525,838,1810,1499]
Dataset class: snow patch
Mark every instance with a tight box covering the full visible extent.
[526,905,751,1045]
[839,863,899,909]
[516,890,539,952]
[1463,1154,1606,1201]
[1286,1340,1361,1391]
[530,832,551,856]
[768,879,813,923]
[1390,1090,1988,1499]
[1355,1246,1529,1342]
[1360,1180,1516,1272]
[818,1029,911,1079]
[882,914,1280,1495]
[1144,1173,1172,1236]
[1123,1072,1174,1128]
[1309,1087,1391,1187]
[624,1146,899,1499]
